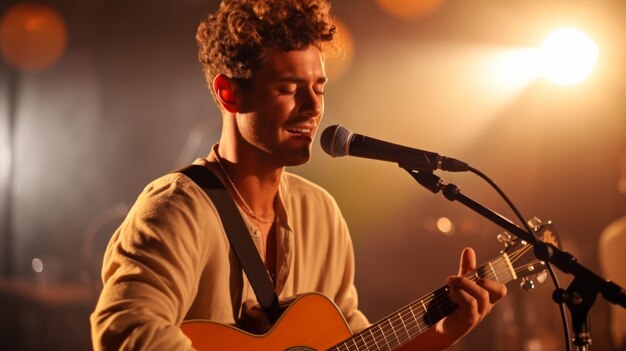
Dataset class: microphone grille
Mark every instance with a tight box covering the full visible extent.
[320,124,353,157]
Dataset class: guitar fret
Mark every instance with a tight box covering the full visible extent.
[369,327,380,350]
[420,299,428,320]
[378,323,390,350]
[324,252,521,351]
[388,318,401,348]
[398,311,410,340]
[398,314,412,345]
[488,261,499,282]
[409,304,422,333]
[351,337,359,351]
[361,332,368,350]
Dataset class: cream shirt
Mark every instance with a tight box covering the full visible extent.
[90,158,369,350]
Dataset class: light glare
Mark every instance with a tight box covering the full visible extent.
[540,27,599,85]
[486,48,542,93]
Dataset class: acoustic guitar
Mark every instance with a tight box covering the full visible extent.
[181,221,559,350]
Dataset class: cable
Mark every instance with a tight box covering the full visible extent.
[468,166,572,351]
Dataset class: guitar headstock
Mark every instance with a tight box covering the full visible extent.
[498,217,561,292]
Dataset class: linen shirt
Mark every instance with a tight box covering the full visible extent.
[90,158,369,350]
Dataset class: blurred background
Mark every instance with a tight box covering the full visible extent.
[1,0,625,350]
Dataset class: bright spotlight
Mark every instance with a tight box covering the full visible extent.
[436,217,454,235]
[540,27,599,85]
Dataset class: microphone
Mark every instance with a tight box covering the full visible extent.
[320,124,469,172]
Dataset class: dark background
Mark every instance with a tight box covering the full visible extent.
[1,0,625,350]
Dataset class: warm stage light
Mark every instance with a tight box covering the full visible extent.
[540,27,599,86]
[436,217,454,235]
[484,27,599,92]
[0,3,68,71]
[376,0,446,20]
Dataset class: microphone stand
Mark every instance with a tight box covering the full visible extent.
[405,169,626,351]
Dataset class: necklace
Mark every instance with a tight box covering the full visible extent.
[214,152,275,224]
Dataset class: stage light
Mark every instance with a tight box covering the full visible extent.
[540,27,599,86]
[375,0,446,20]
[486,48,542,93]
[436,217,454,235]
[0,3,68,71]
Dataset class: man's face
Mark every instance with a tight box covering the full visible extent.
[236,45,327,167]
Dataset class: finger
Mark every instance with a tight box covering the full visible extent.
[477,279,508,303]
[448,276,491,316]
[458,247,476,275]
[447,285,482,327]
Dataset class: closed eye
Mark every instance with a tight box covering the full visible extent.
[313,83,326,95]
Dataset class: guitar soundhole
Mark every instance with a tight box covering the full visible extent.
[285,347,316,351]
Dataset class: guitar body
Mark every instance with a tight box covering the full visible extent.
[181,293,352,351]
[182,223,557,351]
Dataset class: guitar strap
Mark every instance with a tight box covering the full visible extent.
[177,164,282,325]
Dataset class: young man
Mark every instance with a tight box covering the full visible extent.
[90,1,506,350]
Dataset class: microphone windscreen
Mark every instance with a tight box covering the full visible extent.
[320,124,352,157]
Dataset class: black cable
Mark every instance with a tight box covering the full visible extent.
[547,263,572,351]
[468,166,536,239]
[468,166,572,351]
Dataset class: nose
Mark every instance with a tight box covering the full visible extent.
[298,87,323,118]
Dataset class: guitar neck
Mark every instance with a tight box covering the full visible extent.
[328,252,517,351]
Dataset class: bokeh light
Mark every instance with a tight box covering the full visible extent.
[375,0,446,20]
[0,3,68,71]
[325,17,354,81]
[436,217,454,235]
[32,257,43,273]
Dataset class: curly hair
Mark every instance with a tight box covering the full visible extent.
[196,0,336,90]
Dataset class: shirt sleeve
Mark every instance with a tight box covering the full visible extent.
[328,198,371,333]
[90,174,210,351]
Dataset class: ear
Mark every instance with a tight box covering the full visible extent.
[213,74,239,113]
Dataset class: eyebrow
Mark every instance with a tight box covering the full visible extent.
[273,76,328,84]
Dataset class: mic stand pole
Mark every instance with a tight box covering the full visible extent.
[405,169,626,351]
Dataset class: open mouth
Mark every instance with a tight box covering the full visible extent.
[286,128,312,137]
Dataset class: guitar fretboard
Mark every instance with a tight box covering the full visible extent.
[327,252,516,351]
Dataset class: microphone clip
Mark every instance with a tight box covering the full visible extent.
[405,169,444,194]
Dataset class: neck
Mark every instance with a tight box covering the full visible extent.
[212,141,282,219]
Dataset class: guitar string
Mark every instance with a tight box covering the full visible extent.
[330,246,535,351]
[374,250,538,351]
[379,248,538,348]
[329,256,518,351]
[390,246,540,351]
[331,258,515,351]
[330,247,536,351]
[383,259,515,347]
[380,262,510,349]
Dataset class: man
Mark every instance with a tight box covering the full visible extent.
[90,0,507,350]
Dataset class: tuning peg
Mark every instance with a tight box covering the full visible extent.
[536,270,548,284]
[520,277,535,292]
[527,217,543,231]
[497,232,512,245]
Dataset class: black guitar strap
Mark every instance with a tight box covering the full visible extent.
[178,164,282,324]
